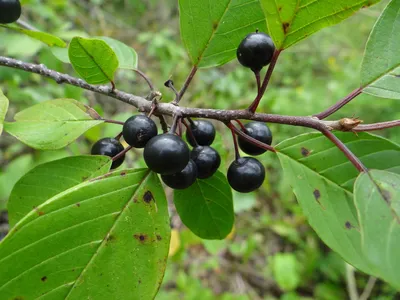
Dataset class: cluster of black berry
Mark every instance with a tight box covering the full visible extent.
[92,30,276,194]
[91,116,273,193]
[0,0,21,24]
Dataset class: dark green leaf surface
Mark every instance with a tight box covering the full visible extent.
[174,171,234,240]
[276,132,400,274]
[0,169,170,300]
[179,0,267,68]
[0,88,8,135]
[0,24,67,47]
[361,0,400,99]
[69,37,119,84]
[4,99,103,150]
[8,156,112,228]
[261,0,381,49]
[354,170,400,289]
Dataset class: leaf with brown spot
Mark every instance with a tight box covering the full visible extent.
[354,170,400,289]
[276,132,400,277]
[260,0,382,49]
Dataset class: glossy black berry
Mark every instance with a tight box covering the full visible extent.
[191,146,221,179]
[237,32,275,72]
[122,115,158,148]
[144,134,190,175]
[186,120,216,147]
[0,0,21,24]
[227,157,265,193]
[161,159,198,190]
[238,122,272,156]
[91,138,125,169]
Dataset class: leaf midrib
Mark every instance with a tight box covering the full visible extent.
[64,169,151,299]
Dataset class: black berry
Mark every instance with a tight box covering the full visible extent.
[227,157,265,193]
[0,0,21,24]
[91,138,125,169]
[186,120,216,147]
[144,134,190,175]
[122,115,158,148]
[238,121,272,155]
[191,146,221,179]
[237,32,275,72]
[161,159,198,190]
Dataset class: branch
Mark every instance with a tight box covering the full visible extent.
[0,56,397,136]
[314,87,362,120]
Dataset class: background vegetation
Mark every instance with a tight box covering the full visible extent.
[1,0,399,298]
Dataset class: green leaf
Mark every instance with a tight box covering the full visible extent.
[361,0,400,99]
[179,0,267,68]
[69,37,119,84]
[174,171,234,239]
[272,253,301,291]
[0,169,170,299]
[4,98,104,150]
[0,24,66,47]
[8,155,112,228]
[51,37,138,69]
[0,88,8,135]
[354,170,400,289]
[261,0,381,50]
[276,132,400,275]
[98,37,138,69]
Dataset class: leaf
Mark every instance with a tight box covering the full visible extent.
[4,99,104,150]
[260,0,381,50]
[0,88,8,135]
[8,155,112,228]
[276,132,400,275]
[179,0,267,68]
[97,37,138,69]
[69,37,119,84]
[0,24,66,47]
[354,170,400,289]
[51,37,138,69]
[361,0,400,99]
[0,169,170,299]
[174,171,234,239]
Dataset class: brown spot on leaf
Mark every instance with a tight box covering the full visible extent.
[106,234,116,242]
[134,234,148,243]
[82,176,88,181]
[13,297,24,300]
[34,207,45,216]
[282,22,290,33]
[41,276,47,282]
[156,235,162,241]
[76,203,81,207]
[301,147,311,157]
[278,6,282,11]
[120,171,127,176]
[212,21,218,30]
[345,221,352,229]
[313,189,321,200]
[143,191,154,203]
[138,279,142,284]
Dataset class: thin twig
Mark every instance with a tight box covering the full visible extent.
[322,130,368,173]
[346,264,359,300]
[112,146,132,162]
[174,66,198,104]
[229,122,276,153]
[16,19,38,31]
[104,119,124,125]
[228,123,241,160]
[353,120,400,132]
[359,277,377,300]
[248,50,281,113]
[133,69,155,91]
[314,87,363,120]
[182,119,199,147]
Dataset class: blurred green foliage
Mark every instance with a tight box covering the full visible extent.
[0,0,399,298]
